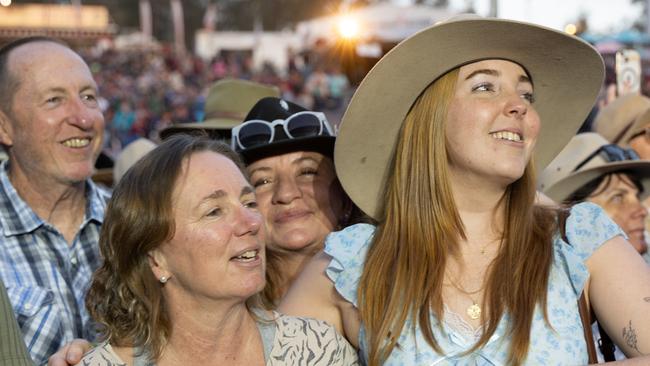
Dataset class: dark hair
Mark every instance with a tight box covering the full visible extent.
[0,37,67,113]
[86,135,251,361]
[563,171,644,205]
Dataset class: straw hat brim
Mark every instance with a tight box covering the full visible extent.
[335,16,605,219]
[544,160,650,202]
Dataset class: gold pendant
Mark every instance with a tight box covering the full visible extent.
[467,303,481,320]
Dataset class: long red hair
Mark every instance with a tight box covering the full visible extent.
[357,68,557,365]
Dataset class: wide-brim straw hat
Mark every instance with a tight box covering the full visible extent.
[592,94,650,146]
[335,15,604,219]
[159,78,280,140]
[539,132,650,202]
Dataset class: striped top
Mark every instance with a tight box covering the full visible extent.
[0,161,111,365]
[76,311,359,365]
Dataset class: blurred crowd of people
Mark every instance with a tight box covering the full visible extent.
[80,44,350,159]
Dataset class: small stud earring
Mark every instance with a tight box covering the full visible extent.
[159,276,168,284]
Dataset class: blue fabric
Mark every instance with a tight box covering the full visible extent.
[253,308,277,363]
[0,161,111,365]
[324,202,624,365]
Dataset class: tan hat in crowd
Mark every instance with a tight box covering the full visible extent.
[91,139,162,188]
[335,15,604,219]
[113,138,158,183]
[592,94,650,146]
[159,78,280,140]
[538,132,650,202]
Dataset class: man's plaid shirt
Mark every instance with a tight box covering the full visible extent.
[0,161,110,365]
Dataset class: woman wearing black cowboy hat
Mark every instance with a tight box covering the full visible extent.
[232,97,366,307]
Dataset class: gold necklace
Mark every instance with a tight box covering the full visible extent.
[444,275,484,320]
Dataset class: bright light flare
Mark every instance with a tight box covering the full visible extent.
[0,0,11,6]
[564,23,577,35]
[337,16,360,40]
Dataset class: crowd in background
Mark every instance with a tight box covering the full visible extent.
[79,44,350,159]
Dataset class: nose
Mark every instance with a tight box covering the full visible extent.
[503,91,528,119]
[67,96,100,130]
[234,206,262,236]
[272,175,301,204]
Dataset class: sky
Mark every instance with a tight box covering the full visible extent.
[397,0,644,34]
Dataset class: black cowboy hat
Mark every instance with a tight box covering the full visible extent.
[232,97,336,164]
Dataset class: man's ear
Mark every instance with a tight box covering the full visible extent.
[0,109,14,148]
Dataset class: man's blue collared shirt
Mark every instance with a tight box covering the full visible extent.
[0,161,110,365]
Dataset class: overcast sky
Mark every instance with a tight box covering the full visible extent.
[396,0,644,33]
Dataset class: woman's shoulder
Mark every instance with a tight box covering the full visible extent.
[323,223,376,273]
[74,342,127,366]
[323,223,376,308]
[269,312,359,365]
[560,202,626,260]
[551,202,626,296]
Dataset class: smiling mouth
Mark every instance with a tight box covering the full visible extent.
[62,138,91,148]
[490,131,522,142]
[231,249,259,263]
[274,210,310,223]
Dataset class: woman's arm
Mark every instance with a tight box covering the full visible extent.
[586,235,650,361]
[278,251,360,348]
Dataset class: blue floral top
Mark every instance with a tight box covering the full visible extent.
[324,202,624,365]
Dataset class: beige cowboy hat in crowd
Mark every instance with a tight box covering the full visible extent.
[538,132,650,202]
[159,78,280,140]
[113,138,158,184]
[334,15,604,219]
[592,94,650,146]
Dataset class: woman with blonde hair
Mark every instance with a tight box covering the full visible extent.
[280,15,650,365]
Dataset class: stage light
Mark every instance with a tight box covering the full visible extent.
[337,16,360,40]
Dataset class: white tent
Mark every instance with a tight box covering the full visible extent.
[194,30,301,73]
[296,3,454,46]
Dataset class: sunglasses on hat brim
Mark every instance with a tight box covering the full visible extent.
[231,111,334,152]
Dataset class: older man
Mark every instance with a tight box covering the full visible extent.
[0,37,109,364]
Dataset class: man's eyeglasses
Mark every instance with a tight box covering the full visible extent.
[231,111,334,151]
[573,144,640,172]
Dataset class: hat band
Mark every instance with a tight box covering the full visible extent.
[573,144,639,172]
[612,121,635,144]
